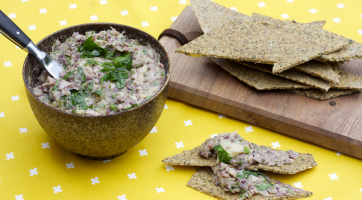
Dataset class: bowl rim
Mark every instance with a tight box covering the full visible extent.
[23,22,171,118]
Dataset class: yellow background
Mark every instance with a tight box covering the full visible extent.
[1,0,362,199]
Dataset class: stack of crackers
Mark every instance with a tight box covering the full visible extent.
[175,0,362,100]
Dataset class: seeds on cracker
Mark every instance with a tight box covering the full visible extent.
[239,61,331,91]
[163,132,317,174]
[331,71,362,90]
[176,18,351,74]
[317,41,362,62]
[191,0,251,34]
[252,13,326,29]
[289,89,359,100]
[211,58,311,90]
[293,60,340,84]
[187,167,313,200]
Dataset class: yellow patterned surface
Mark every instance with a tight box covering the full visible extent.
[1,0,362,199]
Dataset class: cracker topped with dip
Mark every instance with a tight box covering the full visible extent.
[162,132,317,199]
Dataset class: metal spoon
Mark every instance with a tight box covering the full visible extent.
[0,10,63,79]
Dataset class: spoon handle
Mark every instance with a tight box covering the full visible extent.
[0,10,31,50]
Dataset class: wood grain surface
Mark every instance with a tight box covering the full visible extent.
[159,6,362,159]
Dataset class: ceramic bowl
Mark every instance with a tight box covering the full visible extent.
[23,23,170,160]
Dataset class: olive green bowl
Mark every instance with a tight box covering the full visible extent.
[23,23,170,160]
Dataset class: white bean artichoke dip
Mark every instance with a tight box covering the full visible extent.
[199,132,301,199]
[33,28,165,116]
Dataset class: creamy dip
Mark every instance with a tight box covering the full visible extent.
[213,163,305,199]
[199,132,298,169]
[33,28,165,116]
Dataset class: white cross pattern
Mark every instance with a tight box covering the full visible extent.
[69,4,77,9]
[91,177,100,185]
[156,188,165,193]
[175,141,184,148]
[329,173,338,180]
[281,13,289,19]
[15,194,24,200]
[333,18,341,23]
[210,134,218,138]
[184,120,192,126]
[179,0,187,5]
[66,162,74,169]
[6,152,14,160]
[28,25,36,30]
[139,149,148,156]
[171,17,177,22]
[150,126,157,133]
[358,30,362,35]
[118,194,127,200]
[39,8,47,14]
[271,141,281,148]
[100,0,107,5]
[12,95,19,101]
[29,168,38,176]
[258,2,266,7]
[53,185,62,193]
[0,112,4,118]
[324,197,332,200]
[165,165,174,172]
[41,142,50,149]
[336,3,344,9]
[287,0,294,2]
[4,61,12,67]
[309,8,317,14]
[244,126,253,133]
[19,128,28,133]
[9,13,16,19]
[103,159,111,163]
[360,188,362,194]
[230,7,237,12]
[141,21,149,27]
[336,151,342,156]
[150,6,158,12]
[16,31,19,35]
[121,10,129,16]
[293,182,303,188]
[59,20,67,26]
[21,0,28,2]
[218,114,225,119]
[127,173,137,179]
[90,15,98,21]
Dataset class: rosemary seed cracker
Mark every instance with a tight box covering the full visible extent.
[317,41,362,62]
[289,89,360,100]
[176,18,351,74]
[252,13,326,29]
[187,167,313,200]
[293,61,340,84]
[211,58,311,90]
[191,0,251,34]
[327,62,342,75]
[162,147,318,175]
[331,71,362,90]
[240,61,331,91]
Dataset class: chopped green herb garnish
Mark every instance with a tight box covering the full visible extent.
[213,145,232,163]
[244,146,250,154]
[124,104,138,111]
[77,37,108,57]
[63,71,74,80]
[87,82,93,91]
[110,105,118,111]
[77,67,86,82]
[52,80,60,91]
[86,59,97,66]
[142,50,147,54]
[95,88,103,96]
[255,182,273,191]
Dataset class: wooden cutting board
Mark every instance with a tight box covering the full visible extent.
[159,6,362,159]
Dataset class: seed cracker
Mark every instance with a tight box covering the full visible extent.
[293,60,340,84]
[289,89,360,100]
[252,13,326,29]
[239,61,331,91]
[331,70,362,90]
[176,18,351,74]
[187,167,313,200]
[211,58,311,90]
[317,41,362,62]
[162,147,318,175]
[190,0,251,34]
[327,62,342,75]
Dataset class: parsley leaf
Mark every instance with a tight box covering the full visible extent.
[124,104,138,111]
[110,105,118,111]
[70,90,89,110]
[112,52,132,71]
[213,145,232,163]
[244,146,250,154]
[77,37,108,57]
[52,80,60,91]
[77,67,86,83]
[255,182,273,191]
